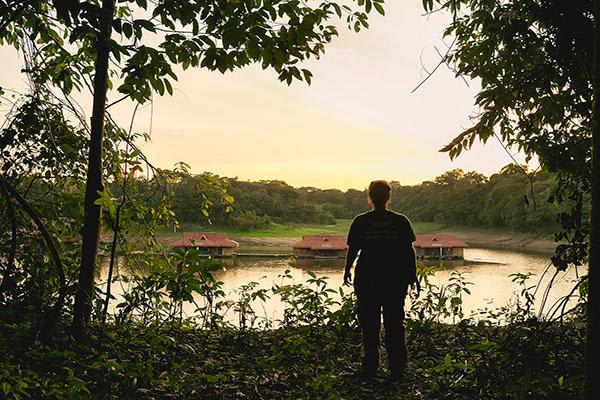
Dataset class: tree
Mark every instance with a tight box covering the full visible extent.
[0,0,379,339]
[590,3,600,399]
[425,0,597,397]
[0,93,90,338]
[434,168,465,186]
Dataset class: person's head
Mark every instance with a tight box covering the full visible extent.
[368,180,391,209]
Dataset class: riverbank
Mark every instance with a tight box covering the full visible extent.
[437,227,556,253]
[230,228,556,254]
[156,220,557,254]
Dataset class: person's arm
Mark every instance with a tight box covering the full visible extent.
[344,217,361,286]
[343,245,359,286]
[404,216,420,296]
[406,244,417,283]
[407,244,421,296]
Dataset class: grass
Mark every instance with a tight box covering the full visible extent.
[235,245,292,254]
[158,220,444,240]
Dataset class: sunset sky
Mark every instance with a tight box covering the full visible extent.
[0,2,534,190]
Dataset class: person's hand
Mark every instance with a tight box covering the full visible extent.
[343,270,352,286]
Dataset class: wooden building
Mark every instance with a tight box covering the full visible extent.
[170,232,239,257]
[292,235,348,258]
[413,234,467,259]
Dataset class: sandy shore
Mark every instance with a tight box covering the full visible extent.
[437,227,557,253]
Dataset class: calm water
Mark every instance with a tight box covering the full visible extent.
[100,247,582,324]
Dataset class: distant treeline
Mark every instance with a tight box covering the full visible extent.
[163,165,565,233]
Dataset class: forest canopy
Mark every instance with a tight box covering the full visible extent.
[129,165,564,233]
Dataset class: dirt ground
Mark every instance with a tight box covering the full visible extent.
[437,227,557,253]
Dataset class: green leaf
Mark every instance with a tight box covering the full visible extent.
[122,22,133,39]
[443,353,452,366]
[302,69,313,85]
[164,79,173,95]
[135,19,156,33]
[331,3,342,17]
[198,35,216,47]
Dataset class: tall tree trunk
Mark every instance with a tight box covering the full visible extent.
[585,1,600,398]
[72,0,115,341]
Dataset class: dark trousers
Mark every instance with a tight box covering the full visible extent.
[354,278,408,374]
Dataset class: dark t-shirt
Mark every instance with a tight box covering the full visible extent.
[347,209,416,285]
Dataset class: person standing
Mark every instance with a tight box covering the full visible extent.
[343,180,420,380]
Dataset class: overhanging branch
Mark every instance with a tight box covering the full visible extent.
[0,177,17,292]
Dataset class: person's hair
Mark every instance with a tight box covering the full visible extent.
[368,180,391,208]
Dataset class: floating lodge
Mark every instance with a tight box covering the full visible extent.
[413,234,467,260]
[169,232,467,260]
[170,232,239,256]
[291,235,348,258]
[291,234,466,259]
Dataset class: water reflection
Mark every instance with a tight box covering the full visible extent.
[100,247,582,325]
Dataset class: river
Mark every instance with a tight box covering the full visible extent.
[100,247,582,326]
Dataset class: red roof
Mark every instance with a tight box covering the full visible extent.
[292,235,348,251]
[414,234,467,248]
[170,232,239,248]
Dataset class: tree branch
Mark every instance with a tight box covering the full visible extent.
[0,175,64,286]
[493,132,538,211]
[0,0,36,35]
[0,174,67,340]
[0,177,17,292]
[411,36,457,94]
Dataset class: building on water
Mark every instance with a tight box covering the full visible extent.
[170,232,239,257]
[413,234,467,259]
[292,235,348,258]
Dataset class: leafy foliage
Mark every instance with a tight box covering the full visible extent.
[150,166,564,233]
[0,0,375,101]
[427,0,593,269]
[0,0,380,339]
[408,267,473,324]
[112,251,226,329]
[0,96,88,180]
[0,1,590,398]
[0,262,586,399]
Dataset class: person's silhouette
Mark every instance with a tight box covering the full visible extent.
[344,180,420,380]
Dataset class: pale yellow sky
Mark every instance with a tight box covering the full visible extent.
[0,2,534,190]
